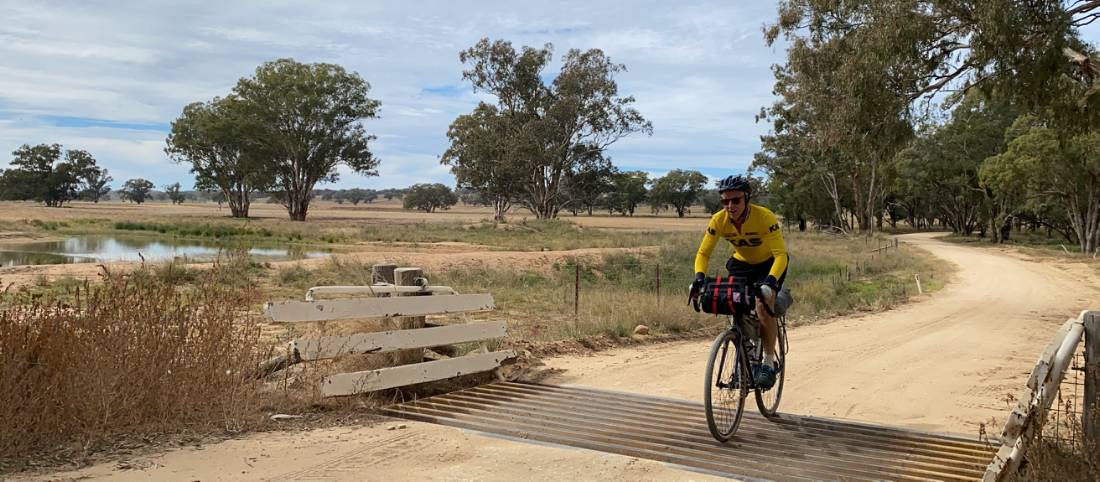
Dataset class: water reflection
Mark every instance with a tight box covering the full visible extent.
[0,235,330,267]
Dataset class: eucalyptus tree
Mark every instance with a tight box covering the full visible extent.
[1,144,102,207]
[563,164,616,216]
[982,112,1100,253]
[608,170,649,216]
[166,96,271,218]
[403,183,458,213]
[758,0,1100,234]
[233,59,381,221]
[119,178,154,204]
[442,103,523,220]
[83,168,112,203]
[893,93,1018,235]
[164,182,186,205]
[649,169,708,218]
[442,38,651,219]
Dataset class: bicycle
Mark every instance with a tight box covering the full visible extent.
[691,278,790,443]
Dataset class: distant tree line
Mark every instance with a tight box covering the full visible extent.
[312,188,408,205]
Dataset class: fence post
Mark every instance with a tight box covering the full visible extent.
[1085,311,1100,446]
[574,263,580,317]
[392,267,426,365]
[656,263,661,307]
[372,263,397,284]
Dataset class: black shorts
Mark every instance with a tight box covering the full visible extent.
[726,256,788,289]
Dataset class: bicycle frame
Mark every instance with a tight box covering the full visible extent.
[726,313,762,387]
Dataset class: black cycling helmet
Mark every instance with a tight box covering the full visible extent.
[717,175,752,195]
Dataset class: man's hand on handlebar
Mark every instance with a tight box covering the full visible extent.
[689,272,706,297]
[754,275,779,317]
[688,272,706,310]
[760,275,779,292]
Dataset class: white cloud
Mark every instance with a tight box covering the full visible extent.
[4,1,1079,190]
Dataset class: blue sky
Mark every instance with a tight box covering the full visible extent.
[0,2,1096,190]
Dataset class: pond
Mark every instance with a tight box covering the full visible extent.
[0,235,331,267]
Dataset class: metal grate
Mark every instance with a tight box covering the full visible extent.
[384,382,998,481]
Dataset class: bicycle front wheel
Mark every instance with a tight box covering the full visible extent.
[755,315,787,417]
[704,329,749,442]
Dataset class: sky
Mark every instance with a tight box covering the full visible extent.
[1,2,1097,191]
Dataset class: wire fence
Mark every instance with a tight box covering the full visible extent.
[1041,344,1088,449]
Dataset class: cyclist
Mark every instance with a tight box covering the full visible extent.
[691,174,789,389]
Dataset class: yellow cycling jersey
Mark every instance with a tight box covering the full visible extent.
[694,204,789,278]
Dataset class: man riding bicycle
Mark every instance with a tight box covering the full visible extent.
[691,175,789,390]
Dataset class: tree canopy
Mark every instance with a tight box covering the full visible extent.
[168,58,381,221]
[754,0,1100,251]
[166,96,271,218]
[233,59,381,221]
[403,183,458,213]
[0,144,104,207]
[119,178,155,204]
[649,169,708,218]
[442,38,651,220]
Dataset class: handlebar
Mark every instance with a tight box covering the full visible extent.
[688,278,777,317]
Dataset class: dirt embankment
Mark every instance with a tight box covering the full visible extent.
[26,233,1100,481]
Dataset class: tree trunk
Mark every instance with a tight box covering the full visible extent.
[226,188,250,218]
[999,216,1012,243]
[493,197,508,222]
[287,193,310,221]
[820,172,849,231]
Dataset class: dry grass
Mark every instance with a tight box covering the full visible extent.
[1008,407,1099,481]
[0,263,267,469]
[269,230,949,343]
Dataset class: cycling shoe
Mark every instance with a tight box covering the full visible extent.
[753,363,777,390]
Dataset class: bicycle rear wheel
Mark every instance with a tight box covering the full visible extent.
[755,315,787,417]
[704,329,749,442]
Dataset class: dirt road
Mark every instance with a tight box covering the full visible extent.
[33,233,1099,481]
[545,232,1098,434]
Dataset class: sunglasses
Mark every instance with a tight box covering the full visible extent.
[720,197,745,206]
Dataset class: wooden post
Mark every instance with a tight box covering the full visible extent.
[655,263,661,307]
[1085,311,1100,446]
[372,263,397,284]
[574,263,580,317]
[392,267,426,365]
[394,267,423,289]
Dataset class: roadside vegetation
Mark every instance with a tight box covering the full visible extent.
[0,262,269,471]
[270,230,944,342]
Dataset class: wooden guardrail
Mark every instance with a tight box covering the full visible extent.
[983,310,1098,481]
[261,265,513,397]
